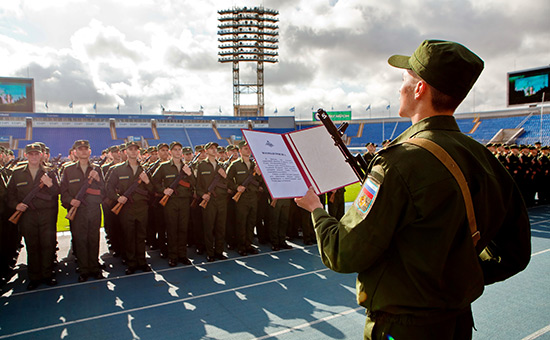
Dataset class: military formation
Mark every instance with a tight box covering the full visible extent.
[486,142,550,206]
[0,139,339,291]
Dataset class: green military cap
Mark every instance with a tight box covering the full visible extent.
[204,142,219,150]
[217,146,226,152]
[157,142,169,150]
[510,144,519,149]
[226,144,237,151]
[108,145,120,152]
[520,144,528,149]
[169,141,183,150]
[147,146,157,153]
[365,142,377,147]
[8,149,14,156]
[73,140,90,149]
[388,40,484,101]
[541,146,549,150]
[35,142,46,152]
[528,145,536,150]
[182,146,193,154]
[44,146,50,153]
[0,146,5,153]
[237,140,248,149]
[102,149,108,154]
[194,145,204,152]
[140,148,146,154]
[125,141,140,149]
[25,143,42,153]
[534,141,542,145]
[119,143,127,151]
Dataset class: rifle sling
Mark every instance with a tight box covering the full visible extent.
[402,138,480,246]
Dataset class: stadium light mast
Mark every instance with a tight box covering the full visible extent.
[217,6,279,117]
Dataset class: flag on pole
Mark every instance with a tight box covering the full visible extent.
[68,101,73,108]
[366,104,371,111]
[200,105,204,110]
[93,102,96,110]
[274,108,278,114]
[386,104,391,110]
[218,106,222,113]
[347,105,352,109]
[161,104,165,111]
[45,101,48,109]
[289,107,295,113]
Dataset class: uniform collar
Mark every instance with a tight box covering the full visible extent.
[389,115,460,146]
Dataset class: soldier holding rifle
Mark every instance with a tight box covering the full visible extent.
[196,142,228,262]
[226,140,262,256]
[60,140,104,282]
[106,141,152,275]
[151,142,196,267]
[296,40,531,339]
[7,143,59,290]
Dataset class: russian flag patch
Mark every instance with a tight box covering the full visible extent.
[354,177,380,218]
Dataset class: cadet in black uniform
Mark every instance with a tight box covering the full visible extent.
[60,140,105,282]
[151,142,195,266]
[106,142,152,274]
[7,143,60,290]
[196,142,228,262]
[226,140,263,255]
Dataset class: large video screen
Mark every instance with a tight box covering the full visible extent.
[0,77,35,113]
[508,66,550,106]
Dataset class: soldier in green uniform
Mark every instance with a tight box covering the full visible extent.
[296,40,531,340]
[106,141,152,274]
[190,145,205,255]
[362,143,377,166]
[101,145,123,256]
[60,140,104,282]
[151,142,195,266]
[7,143,60,290]
[148,142,170,257]
[226,140,263,255]
[196,142,228,262]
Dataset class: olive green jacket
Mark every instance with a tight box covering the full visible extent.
[226,158,262,200]
[7,163,60,210]
[60,161,104,209]
[151,159,196,199]
[106,161,152,204]
[196,159,228,198]
[312,115,531,316]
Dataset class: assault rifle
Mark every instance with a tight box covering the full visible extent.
[316,108,369,182]
[111,160,154,215]
[159,153,200,207]
[232,166,260,202]
[9,171,54,224]
[65,173,97,221]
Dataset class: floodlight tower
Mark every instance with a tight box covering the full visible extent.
[218,6,279,116]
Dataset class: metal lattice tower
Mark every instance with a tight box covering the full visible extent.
[218,6,279,116]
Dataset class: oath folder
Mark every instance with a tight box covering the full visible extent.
[242,126,358,199]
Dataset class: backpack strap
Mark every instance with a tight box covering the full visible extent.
[403,138,481,246]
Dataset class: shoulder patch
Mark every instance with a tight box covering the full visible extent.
[166,174,176,179]
[353,176,381,219]
[119,175,130,180]
[237,170,247,175]
[16,181,28,187]
[69,178,81,184]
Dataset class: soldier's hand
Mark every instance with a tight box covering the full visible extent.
[16,203,28,212]
[118,196,128,204]
[295,187,323,213]
[70,199,81,208]
[254,165,261,175]
[183,164,192,176]
[41,173,53,187]
[202,193,210,201]
[237,185,246,193]
[89,170,100,182]
[218,168,227,178]
[139,171,150,184]
[164,188,174,196]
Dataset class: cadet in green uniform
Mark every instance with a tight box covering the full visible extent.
[102,145,123,256]
[106,142,152,274]
[148,142,170,257]
[196,142,228,262]
[296,40,531,340]
[60,140,104,282]
[190,145,206,255]
[151,142,195,266]
[226,140,263,255]
[7,143,60,290]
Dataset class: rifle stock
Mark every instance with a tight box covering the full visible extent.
[9,182,45,224]
[8,210,23,224]
[65,176,94,221]
[159,154,200,207]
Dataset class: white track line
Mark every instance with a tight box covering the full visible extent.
[521,324,550,340]
[0,268,331,339]
[252,306,364,340]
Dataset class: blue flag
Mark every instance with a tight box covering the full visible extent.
[69,101,73,108]
[45,101,48,109]
[93,102,96,110]
[366,104,371,111]
[289,107,295,113]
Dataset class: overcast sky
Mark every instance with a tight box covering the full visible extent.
[1,0,549,120]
